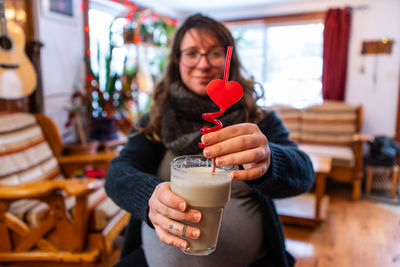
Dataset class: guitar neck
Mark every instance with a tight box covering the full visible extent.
[0,0,8,36]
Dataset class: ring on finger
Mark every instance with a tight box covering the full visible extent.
[182,225,187,237]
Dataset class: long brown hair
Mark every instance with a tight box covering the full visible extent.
[138,13,263,142]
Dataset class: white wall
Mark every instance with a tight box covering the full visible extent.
[34,0,85,142]
[345,0,400,137]
[206,0,400,137]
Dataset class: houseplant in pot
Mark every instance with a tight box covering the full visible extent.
[86,45,137,141]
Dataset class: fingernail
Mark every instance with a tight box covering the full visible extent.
[230,172,236,180]
[193,212,201,222]
[204,148,211,157]
[216,158,223,165]
[192,229,200,238]
[179,202,186,211]
[181,242,187,249]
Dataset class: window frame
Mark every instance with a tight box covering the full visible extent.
[223,12,325,26]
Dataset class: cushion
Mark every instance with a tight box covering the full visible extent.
[0,112,61,183]
[298,144,354,167]
[269,105,301,141]
[300,101,358,145]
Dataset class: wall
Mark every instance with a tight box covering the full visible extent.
[206,0,400,137]
[345,0,400,137]
[33,0,85,142]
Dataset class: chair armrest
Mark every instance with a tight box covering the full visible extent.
[353,133,373,143]
[0,178,103,199]
[58,152,118,165]
[60,178,104,196]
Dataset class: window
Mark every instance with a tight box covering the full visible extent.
[87,1,173,119]
[88,2,129,91]
[228,15,324,108]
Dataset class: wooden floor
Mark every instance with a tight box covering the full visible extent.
[283,183,400,267]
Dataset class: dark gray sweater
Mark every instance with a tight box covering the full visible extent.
[105,110,315,267]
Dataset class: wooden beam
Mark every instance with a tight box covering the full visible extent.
[5,212,57,252]
[15,216,55,252]
[102,211,130,253]
[0,249,100,262]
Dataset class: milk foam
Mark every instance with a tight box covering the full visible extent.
[171,167,231,207]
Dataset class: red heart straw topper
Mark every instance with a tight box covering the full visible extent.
[207,79,243,112]
[198,46,243,174]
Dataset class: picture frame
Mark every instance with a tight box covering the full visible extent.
[41,0,76,23]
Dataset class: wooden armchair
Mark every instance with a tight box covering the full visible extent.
[272,101,372,200]
[0,112,130,266]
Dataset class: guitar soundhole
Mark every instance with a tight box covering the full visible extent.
[0,35,12,50]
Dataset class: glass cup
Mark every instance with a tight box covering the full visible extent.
[170,155,234,256]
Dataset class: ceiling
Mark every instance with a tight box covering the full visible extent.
[131,0,310,19]
[135,0,298,12]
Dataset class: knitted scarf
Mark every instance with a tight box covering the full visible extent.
[160,81,245,155]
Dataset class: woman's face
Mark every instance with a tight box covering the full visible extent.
[179,28,225,95]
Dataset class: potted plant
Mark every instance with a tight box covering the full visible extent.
[123,8,178,47]
[86,46,137,141]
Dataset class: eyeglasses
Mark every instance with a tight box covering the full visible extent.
[179,47,226,68]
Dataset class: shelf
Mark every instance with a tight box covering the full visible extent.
[123,41,167,50]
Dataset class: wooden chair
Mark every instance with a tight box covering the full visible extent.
[272,101,372,200]
[0,112,130,266]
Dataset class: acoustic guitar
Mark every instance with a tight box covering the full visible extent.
[0,0,37,99]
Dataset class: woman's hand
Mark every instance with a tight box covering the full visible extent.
[201,123,270,181]
[148,182,202,249]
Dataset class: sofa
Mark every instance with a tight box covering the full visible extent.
[270,101,371,200]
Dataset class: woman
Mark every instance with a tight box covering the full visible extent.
[105,13,314,267]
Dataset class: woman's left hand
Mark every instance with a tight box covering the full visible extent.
[201,123,270,181]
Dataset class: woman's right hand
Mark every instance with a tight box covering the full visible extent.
[148,182,202,249]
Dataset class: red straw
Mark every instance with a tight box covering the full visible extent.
[199,46,233,175]
[223,46,233,83]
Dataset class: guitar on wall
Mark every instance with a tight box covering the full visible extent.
[0,0,37,99]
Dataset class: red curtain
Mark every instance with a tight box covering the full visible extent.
[322,8,352,101]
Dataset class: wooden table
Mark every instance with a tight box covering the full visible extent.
[274,156,332,227]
